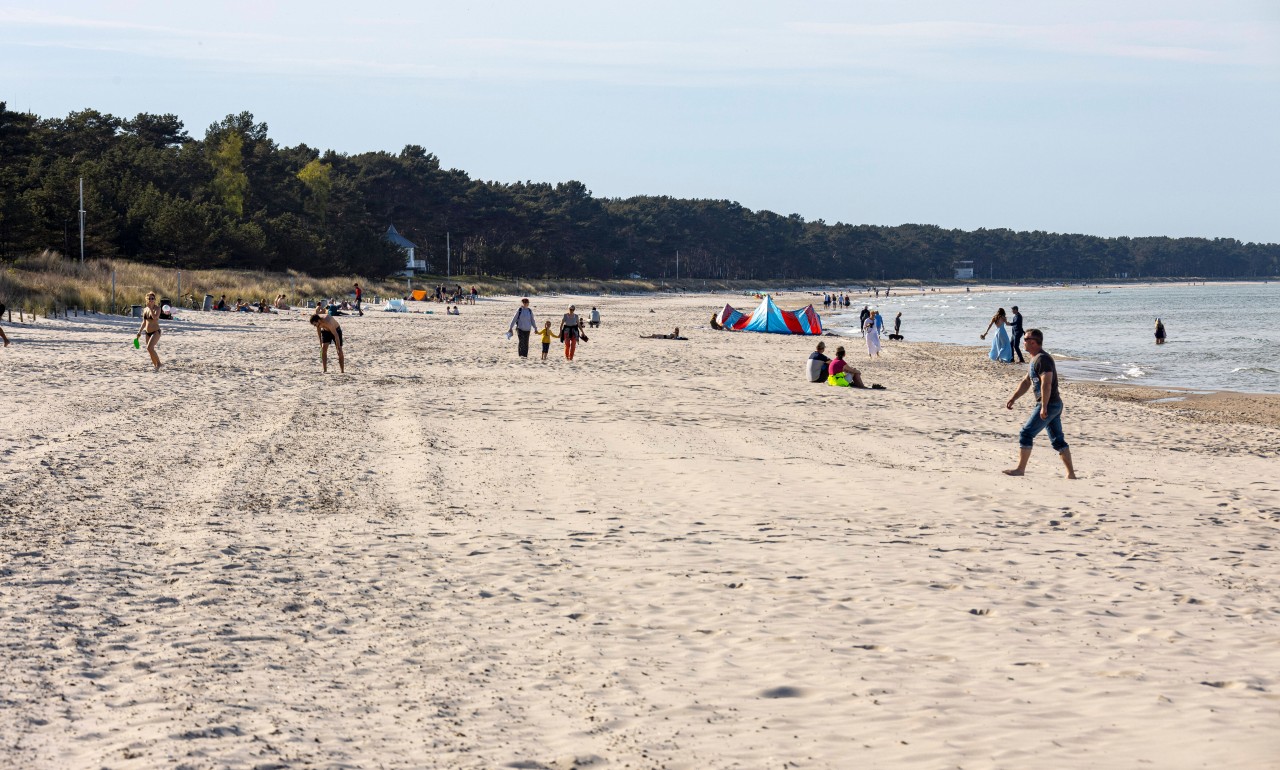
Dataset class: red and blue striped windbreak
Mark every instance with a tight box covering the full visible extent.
[717,296,823,335]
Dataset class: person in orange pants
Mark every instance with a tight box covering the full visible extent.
[559,304,582,360]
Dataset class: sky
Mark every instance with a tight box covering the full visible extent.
[3,1,1278,242]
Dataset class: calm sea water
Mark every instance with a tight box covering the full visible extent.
[821,283,1280,394]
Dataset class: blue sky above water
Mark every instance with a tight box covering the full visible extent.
[2,0,1277,242]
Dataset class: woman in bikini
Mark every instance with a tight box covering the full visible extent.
[134,291,163,371]
[559,304,582,360]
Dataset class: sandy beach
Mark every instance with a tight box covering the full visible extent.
[1,293,1277,769]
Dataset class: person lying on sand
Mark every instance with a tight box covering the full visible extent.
[641,327,687,340]
[309,313,345,373]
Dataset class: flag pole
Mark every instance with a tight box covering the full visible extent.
[79,178,86,263]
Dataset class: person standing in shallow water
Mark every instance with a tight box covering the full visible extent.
[1003,328,1076,479]
[1155,318,1167,345]
[981,308,1014,363]
[1009,305,1026,363]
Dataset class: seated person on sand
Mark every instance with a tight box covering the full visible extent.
[589,307,601,328]
[274,294,290,310]
[807,341,831,382]
[710,313,723,331]
[641,326,686,340]
[827,346,883,389]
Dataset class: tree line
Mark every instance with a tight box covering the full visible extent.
[2,104,1276,281]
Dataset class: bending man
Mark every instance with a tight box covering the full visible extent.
[310,312,345,373]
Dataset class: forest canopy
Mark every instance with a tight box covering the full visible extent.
[2,104,1276,281]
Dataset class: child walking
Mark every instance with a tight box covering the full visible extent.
[537,320,554,360]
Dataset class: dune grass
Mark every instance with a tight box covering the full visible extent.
[0,250,909,318]
[0,252,449,316]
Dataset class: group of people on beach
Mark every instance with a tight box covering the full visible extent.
[980,306,1026,364]
[807,341,881,389]
[123,291,349,374]
[507,298,597,361]
[5,289,1086,478]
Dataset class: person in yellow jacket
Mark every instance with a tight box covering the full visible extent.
[536,320,556,361]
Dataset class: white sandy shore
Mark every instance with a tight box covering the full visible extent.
[1,294,1277,769]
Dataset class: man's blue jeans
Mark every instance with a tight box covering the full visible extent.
[1019,401,1068,452]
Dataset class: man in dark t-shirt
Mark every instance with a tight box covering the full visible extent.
[1002,328,1076,478]
[807,341,831,382]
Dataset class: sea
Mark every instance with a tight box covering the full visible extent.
[819,282,1280,395]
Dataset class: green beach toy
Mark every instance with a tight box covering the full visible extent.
[133,337,140,349]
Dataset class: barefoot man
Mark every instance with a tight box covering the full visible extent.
[310,312,345,373]
[1003,328,1076,478]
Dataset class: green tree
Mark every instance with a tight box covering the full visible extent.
[296,158,332,223]
[210,133,249,217]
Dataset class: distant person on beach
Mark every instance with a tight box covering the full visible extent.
[508,297,536,358]
[807,341,830,382]
[0,303,10,346]
[859,305,870,333]
[1155,318,1166,345]
[560,304,583,360]
[537,320,555,360]
[889,311,903,341]
[1009,306,1026,363]
[134,292,163,372]
[981,308,1014,363]
[1003,328,1076,479]
[863,312,881,358]
[641,327,685,340]
[309,312,345,373]
[353,283,363,316]
[589,307,601,328]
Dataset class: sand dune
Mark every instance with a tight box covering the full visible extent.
[2,294,1277,769]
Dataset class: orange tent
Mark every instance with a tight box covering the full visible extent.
[410,290,428,301]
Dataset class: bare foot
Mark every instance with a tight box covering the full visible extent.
[1002,469,1025,476]
[1066,472,1078,479]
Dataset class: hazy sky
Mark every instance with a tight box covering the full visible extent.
[3,1,1278,242]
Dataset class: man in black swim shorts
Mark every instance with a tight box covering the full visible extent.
[310,313,345,373]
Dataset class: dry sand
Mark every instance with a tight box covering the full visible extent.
[1,293,1278,770]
